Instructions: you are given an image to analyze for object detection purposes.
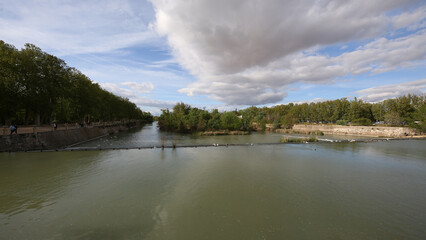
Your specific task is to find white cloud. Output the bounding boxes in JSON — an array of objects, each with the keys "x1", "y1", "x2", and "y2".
[
  {"x1": 288, "y1": 98, "x2": 327, "y2": 105},
  {"x1": 100, "y1": 83, "x2": 137, "y2": 98},
  {"x1": 100, "y1": 82, "x2": 154, "y2": 99},
  {"x1": 151, "y1": 0, "x2": 426, "y2": 105},
  {"x1": 151, "y1": 0, "x2": 407, "y2": 75},
  {"x1": 179, "y1": 30, "x2": 426, "y2": 105},
  {"x1": 121, "y1": 82, "x2": 154, "y2": 93},
  {"x1": 392, "y1": 6, "x2": 426, "y2": 31},
  {"x1": 100, "y1": 82, "x2": 176, "y2": 109},
  {"x1": 132, "y1": 97, "x2": 176, "y2": 109},
  {"x1": 0, "y1": 0, "x2": 159, "y2": 55},
  {"x1": 80, "y1": 61, "x2": 192, "y2": 89},
  {"x1": 355, "y1": 79, "x2": 426, "y2": 102}
]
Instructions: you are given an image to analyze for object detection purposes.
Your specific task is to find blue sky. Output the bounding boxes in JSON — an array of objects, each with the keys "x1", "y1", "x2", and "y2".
[{"x1": 1, "y1": 0, "x2": 425, "y2": 114}]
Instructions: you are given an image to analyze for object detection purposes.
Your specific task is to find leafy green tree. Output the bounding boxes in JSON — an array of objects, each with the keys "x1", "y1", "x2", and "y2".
[
  {"x1": 352, "y1": 118, "x2": 372, "y2": 126},
  {"x1": 157, "y1": 95, "x2": 425, "y2": 133},
  {"x1": 371, "y1": 103, "x2": 385, "y2": 121},
  {"x1": 384, "y1": 111, "x2": 402, "y2": 125},
  {"x1": 207, "y1": 109, "x2": 221, "y2": 130},
  {"x1": 0, "y1": 41, "x2": 20, "y2": 124},
  {"x1": 410, "y1": 104, "x2": 426, "y2": 132},
  {"x1": 220, "y1": 112, "x2": 242, "y2": 130},
  {"x1": 0, "y1": 41, "x2": 152, "y2": 125}
]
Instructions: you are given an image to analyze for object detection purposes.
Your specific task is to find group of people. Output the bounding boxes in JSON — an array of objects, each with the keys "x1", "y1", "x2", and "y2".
[{"x1": 8, "y1": 122, "x2": 58, "y2": 135}]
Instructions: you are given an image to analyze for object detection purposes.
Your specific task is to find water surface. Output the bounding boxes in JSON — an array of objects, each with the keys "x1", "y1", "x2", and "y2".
[
  {"x1": 1, "y1": 123, "x2": 425, "y2": 239},
  {"x1": 73, "y1": 122, "x2": 373, "y2": 149}
]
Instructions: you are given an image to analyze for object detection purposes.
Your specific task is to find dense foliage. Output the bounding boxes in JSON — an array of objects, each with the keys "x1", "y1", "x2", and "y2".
[
  {"x1": 159, "y1": 95, "x2": 426, "y2": 133},
  {"x1": 0, "y1": 41, "x2": 153, "y2": 125}
]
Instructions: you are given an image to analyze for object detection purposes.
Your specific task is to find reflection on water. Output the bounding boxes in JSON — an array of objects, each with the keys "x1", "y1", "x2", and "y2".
[{"x1": 1, "y1": 124, "x2": 425, "y2": 240}]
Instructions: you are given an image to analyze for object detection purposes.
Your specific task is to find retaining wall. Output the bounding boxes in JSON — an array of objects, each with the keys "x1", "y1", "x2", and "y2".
[
  {"x1": 0, "y1": 123, "x2": 139, "y2": 152},
  {"x1": 284, "y1": 124, "x2": 416, "y2": 137}
]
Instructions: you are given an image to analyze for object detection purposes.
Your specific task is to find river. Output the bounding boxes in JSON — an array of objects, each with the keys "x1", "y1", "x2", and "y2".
[{"x1": 1, "y1": 122, "x2": 425, "y2": 239}]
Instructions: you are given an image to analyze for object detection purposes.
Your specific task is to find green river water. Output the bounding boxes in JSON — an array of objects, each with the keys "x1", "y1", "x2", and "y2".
[{"x1": 1, "y1": 123, "x2": 425, "y2": 239}]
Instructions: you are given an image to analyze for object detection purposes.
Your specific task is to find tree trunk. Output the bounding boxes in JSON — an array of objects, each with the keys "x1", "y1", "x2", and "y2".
[
  {"x1": 25, "y1": 110, "x2": 31, "y2": 125},
  {"x1": 35, "y1": 112, "x2": 41, "y2": 126}
]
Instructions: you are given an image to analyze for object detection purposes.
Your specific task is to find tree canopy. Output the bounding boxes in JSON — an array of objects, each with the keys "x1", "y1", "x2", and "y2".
[
  {"x1": 159, "y1": 95, "x2": 425, "y2": 133},
  {"x1": 0, "y1": 40, "x2": 153, "y2": 125}
]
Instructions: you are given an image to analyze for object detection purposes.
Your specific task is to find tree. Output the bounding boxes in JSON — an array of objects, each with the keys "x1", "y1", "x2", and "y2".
[
  {"x1": 0, "y1": 41, "x2": 20, "y2": 124},
  {"x1": 220, "y1": 112, "x2": 242, "y2": 130},
  {"x1": 208, "y1": 109, "x2": 221, "y2": 130},
  {"x1": 384, "y1": 111, "x2": 402, "y2": 125},
  {"x1": 0, "y1": 41, "x2": 152, "y2": 125},
  {"x1": 410, "y1": 104, "x2": 426, "y2": 132}
]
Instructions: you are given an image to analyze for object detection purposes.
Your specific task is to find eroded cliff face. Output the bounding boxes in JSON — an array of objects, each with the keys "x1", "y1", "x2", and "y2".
[{"x1": 287, "y1": 124, "x2": 416, "y2": 138}]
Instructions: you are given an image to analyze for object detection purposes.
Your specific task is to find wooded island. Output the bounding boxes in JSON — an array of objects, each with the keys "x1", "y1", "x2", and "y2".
[{"x1": 158, "y1": 95, "x2": 425, "y2": 133}]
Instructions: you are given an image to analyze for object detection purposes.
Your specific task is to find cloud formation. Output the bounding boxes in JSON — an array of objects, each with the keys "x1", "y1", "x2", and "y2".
[
  {"x1": 121, "y1": 82, "x2": 155, "y2": 93},
  {"x1": 100, "y1": 82, "x2": 175, "y2": 109},
  {"x1": 132, "y1": 97, "x2": 176, "y2": 109},
  {"x1": 355, "y1": 79, "x2": 426, "y2": 102},
  {"x1": 0, "y1": 0, "x2": 158, "y2": 55},
  {"x1": 151, "y1": 0, "x2": 426, "y2": 105},
  {"x1": 392, "y1": 5, "x2": 426, "y2": 30},
  {"x1": 101, "y1": 82, "x2": 155, "y2": 98},
  {"x1": 101, "y1": 83, "x2": 139, "y2": 98}
]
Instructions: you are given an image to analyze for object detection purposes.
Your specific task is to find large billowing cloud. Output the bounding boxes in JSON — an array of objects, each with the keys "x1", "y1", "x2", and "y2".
[{"x1": 150, "y1": 0, "x2": 426, "y2": 105}]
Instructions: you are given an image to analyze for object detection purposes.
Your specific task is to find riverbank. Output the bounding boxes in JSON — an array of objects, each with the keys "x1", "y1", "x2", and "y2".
[
  {"x1": 0, "y1": 121, "x2": 144, "y2": 152},
  {"x1": 274, "y1": 124, "x2": 422, "y2": 138}
]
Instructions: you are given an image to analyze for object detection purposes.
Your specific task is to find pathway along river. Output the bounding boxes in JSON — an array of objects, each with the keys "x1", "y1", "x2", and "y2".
[{"x1": 1, "y1": 122, "x2": 425, "y2": 239}]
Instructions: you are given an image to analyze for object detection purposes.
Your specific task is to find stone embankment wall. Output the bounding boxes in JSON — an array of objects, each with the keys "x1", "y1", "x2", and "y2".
[
  {"x1": 283, "y1": 124, "x2": 416, "y2": 138},
  {"x1": 0, "y1": 122, "x2": 140, "y2": 152}
]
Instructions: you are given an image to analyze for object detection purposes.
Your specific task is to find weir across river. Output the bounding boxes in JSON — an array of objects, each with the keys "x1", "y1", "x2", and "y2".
[
  {"x1": 18, "y1": 137, "x2": 421, "y2": 153},
  {"x1": 2, "y1": 121, "x2": 424, "y2": 152}
]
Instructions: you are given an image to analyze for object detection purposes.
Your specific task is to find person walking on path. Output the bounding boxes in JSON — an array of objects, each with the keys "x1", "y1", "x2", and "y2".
[{"x1": 10, "y1": 124, "x2": 17, "y2": 135}]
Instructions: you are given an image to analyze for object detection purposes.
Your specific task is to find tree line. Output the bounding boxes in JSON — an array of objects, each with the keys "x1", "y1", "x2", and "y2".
[
  {"x1": 0, "y1": 40, "x2": 153, "y2": 125},
  {"x1": 158, "y1": 95, "x2": 425, "y2": 133}
]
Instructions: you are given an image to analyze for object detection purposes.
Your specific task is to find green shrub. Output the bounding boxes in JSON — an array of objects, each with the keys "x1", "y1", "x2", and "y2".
[
  {"x1": 309, "y1": 130, "x2": 324, "y2": 135},
  {"x1": 336, "y1": 120, "x2": 348, "y2": 125},
  {"x1": 352, "y1": 118, "x2": 372, "y2": 126}
]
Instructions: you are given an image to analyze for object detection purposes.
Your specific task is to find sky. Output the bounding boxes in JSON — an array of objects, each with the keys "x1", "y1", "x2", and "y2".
[{"x1": 1, "y1": 0, "x2": 425, "y2": 115}]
